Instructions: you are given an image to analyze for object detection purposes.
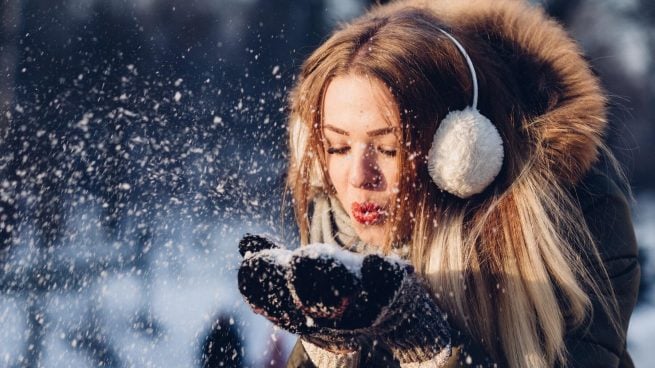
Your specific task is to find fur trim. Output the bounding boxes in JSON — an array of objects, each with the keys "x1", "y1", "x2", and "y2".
[
  {"x1": 291, "y1": 0, "x2": 608, "y2": 189},
  {"x1": 391, "y1": 0, "x2": 608, "y2": 185}
]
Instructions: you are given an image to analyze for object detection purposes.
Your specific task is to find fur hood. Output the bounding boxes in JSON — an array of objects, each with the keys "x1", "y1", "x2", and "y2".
[
  {"x1": 288, "y1": 0, "x2": 608, "y2": 189},
  {"x1": 380, "y1": 0, "x2": 608, "y2": 186}
]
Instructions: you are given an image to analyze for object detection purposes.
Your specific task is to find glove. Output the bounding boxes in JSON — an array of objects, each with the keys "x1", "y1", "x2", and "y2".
[
  {"x1": 288, "y1": 243, "x2": 452, "y2": 364},
  {"x1": 237, "y1": 234, "x2": 308, "y2": 334},
  {"x1": 237, "y1": 234, "x2": 361, "y2": 351},
  {"x1": 237, "y1": 234, "x2": 452, "y2": 364}
]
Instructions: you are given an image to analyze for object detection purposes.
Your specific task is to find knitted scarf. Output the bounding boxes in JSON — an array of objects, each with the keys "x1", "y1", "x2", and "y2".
[{"x1": 308, "y1": 193, "x2": 409, "y2": 258}]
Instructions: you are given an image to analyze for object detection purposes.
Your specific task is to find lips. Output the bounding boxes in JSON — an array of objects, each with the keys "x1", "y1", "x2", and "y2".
[{"x1": 351, "y1": 202, "x2": 386, "y2": 225}]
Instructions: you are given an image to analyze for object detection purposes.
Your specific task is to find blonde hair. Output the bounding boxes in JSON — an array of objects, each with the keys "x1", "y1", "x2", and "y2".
[{"x1": 284, "y1": 1, "x2": 625, "y2": 366}]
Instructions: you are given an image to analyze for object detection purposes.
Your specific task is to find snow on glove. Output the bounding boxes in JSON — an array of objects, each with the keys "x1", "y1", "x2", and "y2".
[
  {"x1": 237, "y1": 234, "x2": 360, "y2": 351},
  {"x1": 237, "y1": 234, "x2": 309, "y2": 334},
  {"x1": 288, "y1": 243, "x2": 453, "y2": 365},
  {"x1": 238, "y1": 235, "x2": 452, "y2": 362}
]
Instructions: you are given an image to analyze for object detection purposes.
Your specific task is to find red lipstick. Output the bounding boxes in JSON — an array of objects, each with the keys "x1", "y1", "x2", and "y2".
[{"x1": 352, "y1": 202, "x2": 386, "y2": 225}]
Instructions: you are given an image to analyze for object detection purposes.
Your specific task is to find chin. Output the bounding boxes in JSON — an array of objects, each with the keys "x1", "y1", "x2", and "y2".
[{"x1": 352, "y1": 225, "x2": 385, "y2": 247}]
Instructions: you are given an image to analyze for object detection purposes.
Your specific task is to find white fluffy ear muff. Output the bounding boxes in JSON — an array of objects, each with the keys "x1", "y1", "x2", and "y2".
[
  {"x1": 427, "y1": 107, "x2": 504, "y2": 198},
  {"x1": 427, "y1": 29, "x2": 504, "y2": 198},
  {"x1": 290, "y1": 117, "x2": 324, "y2": 188}
]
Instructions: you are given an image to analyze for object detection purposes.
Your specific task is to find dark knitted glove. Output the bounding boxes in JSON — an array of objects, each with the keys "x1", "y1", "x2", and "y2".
[
  {"x1": 238, "y1": 234, "x2": 452, "y2": 363},
  {"x1": 237, "y1": 234, "x2": 304, "y2": 333},
  {"x1": 288, "y1": 243, "x2": 452, "y2": 364},
  {"x1": 237, "y1": 234, "x2": 360, "y2": 351}
]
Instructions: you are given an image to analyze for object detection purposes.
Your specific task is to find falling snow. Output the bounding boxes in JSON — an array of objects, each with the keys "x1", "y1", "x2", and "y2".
[{"x1": 0, "y1": 0, "x2": 653, "y2": 367}]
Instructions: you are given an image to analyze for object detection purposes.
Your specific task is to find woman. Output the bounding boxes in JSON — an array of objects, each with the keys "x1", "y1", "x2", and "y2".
[{"x1": 237, "y1": 0, "x2": 640, "y2": 367}]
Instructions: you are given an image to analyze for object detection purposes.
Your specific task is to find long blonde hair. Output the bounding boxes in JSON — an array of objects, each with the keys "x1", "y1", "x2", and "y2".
[{"x1": 284, "y1": 1, "x2": 625, "y2": 366}]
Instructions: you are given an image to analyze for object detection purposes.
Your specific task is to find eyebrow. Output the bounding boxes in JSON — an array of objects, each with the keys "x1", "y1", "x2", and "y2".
[{"x1": 324, "y1": 124, "x2": 396, "y2": 137}]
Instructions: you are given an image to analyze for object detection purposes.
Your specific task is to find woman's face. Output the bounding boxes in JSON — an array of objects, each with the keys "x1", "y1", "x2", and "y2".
[{"x1": 322, "y1": 74, "x2": 401, "y2": 247}]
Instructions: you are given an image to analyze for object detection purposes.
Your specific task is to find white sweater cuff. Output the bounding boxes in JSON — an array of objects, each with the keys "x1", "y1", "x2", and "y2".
[
  {"x1": 300, "y1": 339, "x2": 361, "y2": 368},
  {"x1": 400, "y1": 348, "x2": 452, "y2": 368}
]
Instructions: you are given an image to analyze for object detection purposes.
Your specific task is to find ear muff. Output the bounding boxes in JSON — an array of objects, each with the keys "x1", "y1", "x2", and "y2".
[
  {"x1": 427, "y1": 29, "x2": 504, "y2": 198},
  {"x1": 427, "y1": 107, "x2": 504, "y2": 198},
  {"x1": 290, "y1": 117, "x2": 325, "y2": 188}
]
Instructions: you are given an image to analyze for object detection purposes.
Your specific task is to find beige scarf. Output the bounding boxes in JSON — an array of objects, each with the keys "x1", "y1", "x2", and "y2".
[{"x1": 307, "y1": 193, "x2": 408, "y2": 257}]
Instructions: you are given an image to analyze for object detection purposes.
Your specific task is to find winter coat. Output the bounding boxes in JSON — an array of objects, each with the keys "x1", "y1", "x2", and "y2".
[
  {"x1": 283, "y1": 0, "x2": 641, "y2": 365},
  {"x1": 285, "y1": 166, "x2": 640, "y2": 367}
]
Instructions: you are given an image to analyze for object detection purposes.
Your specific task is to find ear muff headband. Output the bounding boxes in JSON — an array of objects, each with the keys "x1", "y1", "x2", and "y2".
[
  {"x1": 427, "y1": 28, "x2": 504, "y2": 198},
  {"x1": 438, "y1": 29, "x2": 479, "y2": 109}
]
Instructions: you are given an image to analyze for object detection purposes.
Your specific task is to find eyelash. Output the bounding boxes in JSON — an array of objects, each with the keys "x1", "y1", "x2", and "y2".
[
  {"x1": 326, "y1": 147, "x2": 349, "y2": 155},
  {"x1": 327, "y1": 146, "x2": 397, "y2": 157}
]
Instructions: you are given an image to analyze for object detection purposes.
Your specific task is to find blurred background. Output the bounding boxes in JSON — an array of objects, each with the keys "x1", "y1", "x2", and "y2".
[{"x1": 0, "y1": 0, "x2": 653, "y2": 367}]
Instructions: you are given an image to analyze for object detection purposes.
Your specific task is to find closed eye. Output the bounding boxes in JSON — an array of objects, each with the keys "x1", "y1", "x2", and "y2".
[
  {"x1": 327, "y1": 146, "x2": 350, "y2": 155},
  {"x1": 327, "y1": 146, "x2": 397, "y2": 157},
  {"x1": 378, "y1": 148, "x2": 397, "y2": 157}
]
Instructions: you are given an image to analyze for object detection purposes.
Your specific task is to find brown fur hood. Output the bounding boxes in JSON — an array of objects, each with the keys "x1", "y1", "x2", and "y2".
[{"x1": 377, "y1": 0, "x2": 608, "y2": 186}]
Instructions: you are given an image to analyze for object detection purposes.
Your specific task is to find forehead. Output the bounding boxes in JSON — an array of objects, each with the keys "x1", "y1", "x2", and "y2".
[{"x1": 322, "y1": 74, "x2": 399, "y2": 133}]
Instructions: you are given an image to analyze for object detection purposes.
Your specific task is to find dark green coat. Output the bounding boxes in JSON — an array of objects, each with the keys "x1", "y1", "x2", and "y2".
[{"x1": 285, "y1": 168, "x2": 641, "y2": 368}]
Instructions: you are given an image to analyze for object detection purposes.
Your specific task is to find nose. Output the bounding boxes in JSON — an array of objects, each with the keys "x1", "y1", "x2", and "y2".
[{"x1": 348, "y1": 144, "x2": 383, "y2": 190}]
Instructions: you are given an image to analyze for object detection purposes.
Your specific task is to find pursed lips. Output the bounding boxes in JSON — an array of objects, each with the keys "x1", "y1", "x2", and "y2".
[{"x1": 351, "y1": 201, "x2": 387, "y2": 225}]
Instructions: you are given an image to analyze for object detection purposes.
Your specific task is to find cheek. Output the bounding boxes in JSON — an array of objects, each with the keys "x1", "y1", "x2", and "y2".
[
  {"x1": 380, "y1": 161, "x2": 400, "y2": 191},
  {"x1": 327, "y1": 157, "x2": 348, "y2": 192}
]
